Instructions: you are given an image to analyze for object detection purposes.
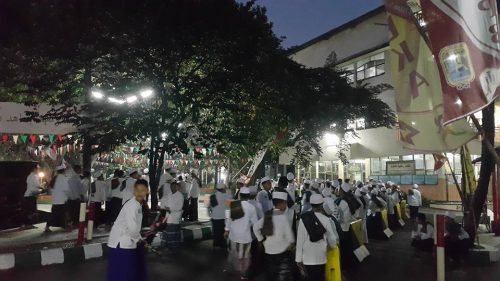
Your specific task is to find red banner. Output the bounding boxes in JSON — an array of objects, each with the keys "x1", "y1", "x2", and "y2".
[{"x1": 421, "y1": 0, "x2": 500, "y2": 125}]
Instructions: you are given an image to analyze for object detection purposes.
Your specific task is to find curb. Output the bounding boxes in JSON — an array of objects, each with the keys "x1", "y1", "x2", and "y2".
[
  {"x1": 470, "y1": 244, "x2": 500, "y2": 265},
  {"x1": 0, "y1": 224, "x2": 212, "y2": 271}
]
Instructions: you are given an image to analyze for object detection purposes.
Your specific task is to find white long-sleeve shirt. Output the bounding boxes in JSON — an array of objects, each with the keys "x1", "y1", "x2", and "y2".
[
  {"x1": 253, "y1": 210, "x2": 295, "y2": 255},
  {"x1": 51, "y1": 175, "x2": 70, "y2": 205},
  {"x1": 368, "y1": 196, "x2": 387, "y2": 215},
  {"x1": 90, "y1": 180, "x2": 108, "y2": 203},
  {"x1": 121, "y1": 178, "x2": 137, "y2": 205},
  {"x1": 257, "y1": 190, "x2": 273, "y2": 213},
  {"x1": 225, "y1": 200, "x2": 258, "y2": 244},
  {"x1": 189, "y1": 180, "x2": 200, "y2": 198},
  {"x1": 412, "y1": 223, "x2": 434, "y2": 240},
  {"x1": 408, "y1": 189, "x2": 422, "y2": 207},
  {"x1": 209, "y1": 191, "x2": 232, "y2": 220},
  {"x1": 108, "y1": 198, "x2": 143, "y2": 249},
  {"x1": 162, "y1": 191, "x2": 184, "y2": 224},
  {"x1": 337, "y1": 200, "x2": 359, "y2": 232},
  {"x1": 295, "y1": 212, "x2": 338, "y2": 265},
  {"x1": 24, "y1": 172, "x2": 41, "y2": 197},
  {"x1": 67, "y1": 174, "x2": 83, "y2": 200}
]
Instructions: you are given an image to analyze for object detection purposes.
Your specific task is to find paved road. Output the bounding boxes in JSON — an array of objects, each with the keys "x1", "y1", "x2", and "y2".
[{"x1": 1, "y1": 225, "x2": 499, "y2": 281}]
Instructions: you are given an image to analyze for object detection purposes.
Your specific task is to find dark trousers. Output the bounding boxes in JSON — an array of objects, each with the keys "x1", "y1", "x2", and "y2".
[
  {"x1": 107, "y1": 244, "x2": 148, "y2": 281},
  {"x1": 340, "y1": 230, "x2": 356, "y2": 269},
  {"x1": 304, "y1": 264, "x2": 325, "y2": 281},
  {"x1": 22, "y1": 196, "x2": 37, "y2": 225},
  {"x1": 189, "y1": 197, "x2": 198, "y2": 221},
  {"x1": 67, "y1": 199, "x2": 81, "y2": 225},
  {"x1": 409, "y1": 206, "x2": 419, "y2": 221},
  {"x1": 211, "y1": 219, "x2": 226, "y2": 249},
  {"x1": 367, "y1": 212, "x2": 387, "y2": 240},
  {"x1": 265, "y1": 251, "x2": 293, "y2": 281},
  {"x1": 445, "y1": 237, "x2": 469, "y2": 265},
  {"x1": 248, "y1": 239, "x2": 265, "y2": 280}
]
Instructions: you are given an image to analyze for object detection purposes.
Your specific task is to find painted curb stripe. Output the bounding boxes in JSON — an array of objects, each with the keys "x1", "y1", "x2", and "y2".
[
  {"x1": 41, "y1": 248, "x2": 64, "y2": 266},
  {"x1": 83, "y1": 244, "x2": 103, "y2": 260},
  {"x1": 14, "y1": 251, "x2": 41, "y2": 270},
  {"x1": 63, "y1": 247, "x2": 85, "y2": 265},
  {"x1": 0, "y1": 253, "x2": 15, "y2": 270}
]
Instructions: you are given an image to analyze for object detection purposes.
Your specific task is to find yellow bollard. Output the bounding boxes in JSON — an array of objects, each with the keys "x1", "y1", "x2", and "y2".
[
  {"x1": 400, "y1": 201, "x2": 409, "y2": 220},
  {"x1": 381, "y1": 209, "x2": 389, "y2": 229},
  {"x1": 325, "y1": 246, "x2": 342, "y2": 281}
]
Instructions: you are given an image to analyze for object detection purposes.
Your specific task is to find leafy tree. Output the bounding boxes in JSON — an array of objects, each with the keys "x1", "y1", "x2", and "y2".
[{"x1": 0, "y1": 0, "x2": 396, "y2": 211}]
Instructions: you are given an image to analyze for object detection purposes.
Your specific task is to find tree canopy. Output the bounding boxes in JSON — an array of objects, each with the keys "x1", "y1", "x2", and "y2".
[{"x1": 0, "y1": 0, "x2": 396, "y2": 208}]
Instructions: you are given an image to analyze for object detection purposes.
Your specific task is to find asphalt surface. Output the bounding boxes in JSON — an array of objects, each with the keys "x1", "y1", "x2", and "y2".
[{"x1": 1, "y1": 225, "x2": 500, "y2": 281}]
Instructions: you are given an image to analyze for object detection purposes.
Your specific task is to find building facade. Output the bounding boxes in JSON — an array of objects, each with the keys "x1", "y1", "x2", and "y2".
[{"x1": 279, "y1": 6, "x2": 496, "y2": 202}]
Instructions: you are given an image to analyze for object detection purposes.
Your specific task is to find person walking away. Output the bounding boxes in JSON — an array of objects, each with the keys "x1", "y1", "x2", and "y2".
[
  {"x1": 225, "y1": 187, "x2": 258, "y2": 281},
  {"x1": 122, "y1": 169, "x2": 141, "y2": 205},
  {"x1": 209, "y1": 183, "x2": 231, "y2": 251},
  {"x1": 248, "y1": 186, "x2": 264, "y2": 220},
  {"x1": 109, "y1": 170, "x2": 125, "y2": 224},
  {"x1": 233, "y1": 178, "x2": 246, "y2": 200},
  {"x1": 90, "y1": 172, "x2": 107, "y2": 226},
  {"x1": 253, "y1": 192, "x2": 295, "y2": 281},
  {"x1": 367, "y1": 190, "x2": 388, "y2": 240},
  {"x1": 188, "y1": 169, "x2": 201, "y2": 221},
  {"x1": 67, "y1": 165, "x2": 83, "y2": 227},
  {"x1": 45, "y1": 164, "x2": 70, "y2": 232},
  {"x1": 107, "y1": 179, "x2": 149, "y2": 281},
  {"x1": 335, "y1": 182, "x2": 361, "y2": 268},
  {"x1": 257, "y1": 177, "x2": 273, "y2": 213},
  {"x1": 296, "y1": 194, "x2": 338, "y2": 281},
  {"x1": 22, "y1": 164, "x2": 44, "y2": 227},
  {"x1": 81, "y1": 171, "x2": 91, "y2": 202},
  {"x1": 301, "y1": 180, "x2": 314, "y2": 214},
  {"x1": 276, "y1": 176, "x2": 296, "y2": 230},
  {"x1": 411, "y1": 213, "x2": 434, "y2": 252},
  {"x1": 408, "y1": 184, "x2": 422, "y2": 222},
  {"x1": 160, "y1": 180, "x2": 184, "y2": 254}
]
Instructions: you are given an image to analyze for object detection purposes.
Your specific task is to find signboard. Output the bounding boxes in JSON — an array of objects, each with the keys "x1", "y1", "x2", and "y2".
[{"x1": 386, "y1": 161, "x2": 416, "y2": 175}]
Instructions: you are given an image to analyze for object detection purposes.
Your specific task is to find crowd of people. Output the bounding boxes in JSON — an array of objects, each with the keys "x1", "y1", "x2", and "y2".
[{"x1": 22, "y1": 162, "x2": 473, "y2": 281}]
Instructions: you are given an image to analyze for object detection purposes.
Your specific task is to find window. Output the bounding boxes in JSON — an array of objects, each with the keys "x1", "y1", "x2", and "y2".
[
  {"x1": 425, "y1": 154, "x2": 436, "y2": 174},
  {"x1": 414, "y1": 154, "x2": 424, "y2": 169},
  {"x1": 355, "y1": 52, "x2": 385, "y2": 81},
  {"x1": 371, "y1": 158, "x2": 381, "y2": 174},
  {"x1": 402, "y1": 155, "x2": 413, "y2": 161},
  {"x1": 340, "y1": 64, "x2": 355, "y2": 83}
]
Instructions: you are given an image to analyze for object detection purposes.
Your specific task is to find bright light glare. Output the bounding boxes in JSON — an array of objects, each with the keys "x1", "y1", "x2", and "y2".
[
  {"x1": 411, "y1": 122, "x2": 416, "y2": 125},
  {"x1": 38, "y1": 172, "x2": 45, "y2": 178},
  {"x1": 455, "y1": 99, "x2": 463, "y2": 106},
  {"x1": 108, "y1": 97, "x2": 125, "y2": 104},
  {"x1": 178, "y1": 123, "x2": 183, "y2": 128},
  {"x1": 161, "y1": 132, "x2": 168, "y2": 139},
  {"x1": 91, "y1": 91, "x2": 104, "y2": 99},
  {"x1": 140, "y1": 89, "x2": 154, "y2": 98},
  {"x1": 324, "y1": 133, "x2": 340, "y2": 146},
  {"x1": 447, "y1": 54, "x2": 457, "y2": 61},
  {"x1": 126, "y1": 95, "x2": 138, "y2": 103}
]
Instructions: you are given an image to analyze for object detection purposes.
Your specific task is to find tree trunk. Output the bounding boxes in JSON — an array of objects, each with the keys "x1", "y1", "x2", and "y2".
[
  {"x1": 82, "y1": 133, "x2": 92, "y2": 172},
  {"x1": 464, "y1": 103, "x2": 496, "y2": 246}
]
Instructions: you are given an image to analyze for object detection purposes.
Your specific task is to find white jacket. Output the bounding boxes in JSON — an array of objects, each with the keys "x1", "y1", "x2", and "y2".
[
  {"x1": 296, "y1": 212, "x2": 338, "y2": 265},
  {"x1": 52, "y1": 175, "x2": 70, "y2": 205},
  {"x1": 108, "y1": 198, "x2": 143, "y2": 249},
  {"x1": 253, "y1": 210, "x2": 295, "y2": 255},
  {"x1": 408, "y1": 189, "x2": 422, "y2": 207},
  {"x1": 225, "y1": 200, "x2": 258, "y2": 244}
]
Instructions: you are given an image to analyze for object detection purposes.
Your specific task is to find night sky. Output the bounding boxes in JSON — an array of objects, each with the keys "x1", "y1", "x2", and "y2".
[{"x1": 238, "y1": 0, "x2": 383, "y2": 48}]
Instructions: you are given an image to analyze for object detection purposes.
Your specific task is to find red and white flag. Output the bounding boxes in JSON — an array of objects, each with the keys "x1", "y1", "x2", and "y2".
[
  {"x1": 432, "y1": 153, "x2": 447, "y2": 170},
  {"x1": 421, "y1": 0, "x2": 500, "y2": 125}
]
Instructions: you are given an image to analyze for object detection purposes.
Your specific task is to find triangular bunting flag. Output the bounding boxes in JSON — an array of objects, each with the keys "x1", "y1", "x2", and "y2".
[
  {"x1": 38, "y1": 135, "x2": 44, "y2": 141},
  {"x1": 58, "y1": 135, "x2": 63, "y2": 142},
  {"x1": 30, "y1": 134, "x2": 36, "y2": 145},
  {"x1": 20, "y1": 135, "x2": 28, "y2": 144},
  {"x1": 49, "y1": 134, "x2": 55, "y2": 143},
  {"x1": 2, "y1": 135, "x2": 8, "y2": 142}
]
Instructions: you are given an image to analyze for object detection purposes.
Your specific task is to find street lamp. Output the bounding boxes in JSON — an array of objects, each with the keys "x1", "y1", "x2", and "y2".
[
  {"x1": 126, "y1": 95, "x2": 138, "y2": 104},
  {"x1": 108, "y1": 97, "x2": 125, "y2": 104},
  {"x1": 91, "y1": 91, "x2": 104, "y2": 99},
  {"x1": 140, "y1": 89, "x2": 154, "y2": 99}
]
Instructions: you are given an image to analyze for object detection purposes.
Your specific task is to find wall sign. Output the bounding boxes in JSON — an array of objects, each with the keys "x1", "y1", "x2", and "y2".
[{"x1": 386, "y1": 160, "x2": 415, "y2": 175}]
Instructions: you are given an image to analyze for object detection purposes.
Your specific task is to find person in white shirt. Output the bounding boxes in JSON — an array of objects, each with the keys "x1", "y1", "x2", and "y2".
[
  {"x1": 408, "y1": 184, "x2": 422, "y2": 222},
  {"x1": 367, "y1": 189, "x2": 388, "y2": 240},
  {"x1": 225, "y1": 187, "x2": 258, "y2": 281},
  {"x1": 188, "y1": 169, "x2": 201, "y2": 221},
  {"x1": 301, "y1": 180, "x2": 314, "y2": 214},
  {"x1": 67, "y1": 165, "x2": 83, "y2": 226},
  {"x1": 275, "y1": 176, "x2": 296, "y2": 231},
  {"x1": 109, "y1": 170, "x2": 125, "y2": 224},
  {"x1": 80, "y1": 171, "x2": 91, "y2": 202},
  {"x1": 257, "y1": 176, "x2": 273, "y2": 213},
  {"x1": 208, "y1": 183, "x2": 232, "y2": 251},
  {"x1": 121, "y1": 169, "x2": 141, "y2": 205},
  {"x1": 90, "y1": 172, "x2": 108, "y2": 226},
  {"x1": 22, "y1": 164, "x2": 44, "y2": 225},
  {"x1": 253, "y1": 191, "x2": 295, "y2": 281},
  {"x1": 296, "y1": 194, "x2": 338, "y2": 281},
  {"x1": 45, "y1": 164, "x2": 70, "y2": 232},
  {"x1": 160, "y1": 180, "x2": 185, "y2": 254},
  {"x1": 335, "y1": 182, "x2": 361, "y2": 268},
  {"x1": 411, "y1": 213, "x2": 434, "y2": 252},
  {"x1": 107, "y1": 179, "x2": 149, "y2": 281},
  {"x1": 248, "y1": 186, "x2": 264, "y2": 220}
]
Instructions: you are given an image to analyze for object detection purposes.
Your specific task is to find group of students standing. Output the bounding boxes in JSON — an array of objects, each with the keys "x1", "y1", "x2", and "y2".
[{"x1": 212, "y1": 173, "x2": 411, "y2": 281}]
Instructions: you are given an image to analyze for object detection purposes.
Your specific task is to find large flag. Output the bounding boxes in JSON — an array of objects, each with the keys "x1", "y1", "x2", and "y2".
[
  {"x1": 384, "y1": 0, "x2": 477, "y2": 152},
  {"x1": 421, "y1": 0, "x2": 500, "y2": 125},
  {"x1": 460, "y1": 145, "x2": 477, "y2": 194},
  {"x1": 433, "y1": 153, "x2": 447, "y2": 170}
]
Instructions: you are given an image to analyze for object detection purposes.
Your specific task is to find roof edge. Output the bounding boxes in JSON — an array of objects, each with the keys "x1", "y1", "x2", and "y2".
[{"x1": 288, "y1": 5, "x2": 386, "y2": 55}]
